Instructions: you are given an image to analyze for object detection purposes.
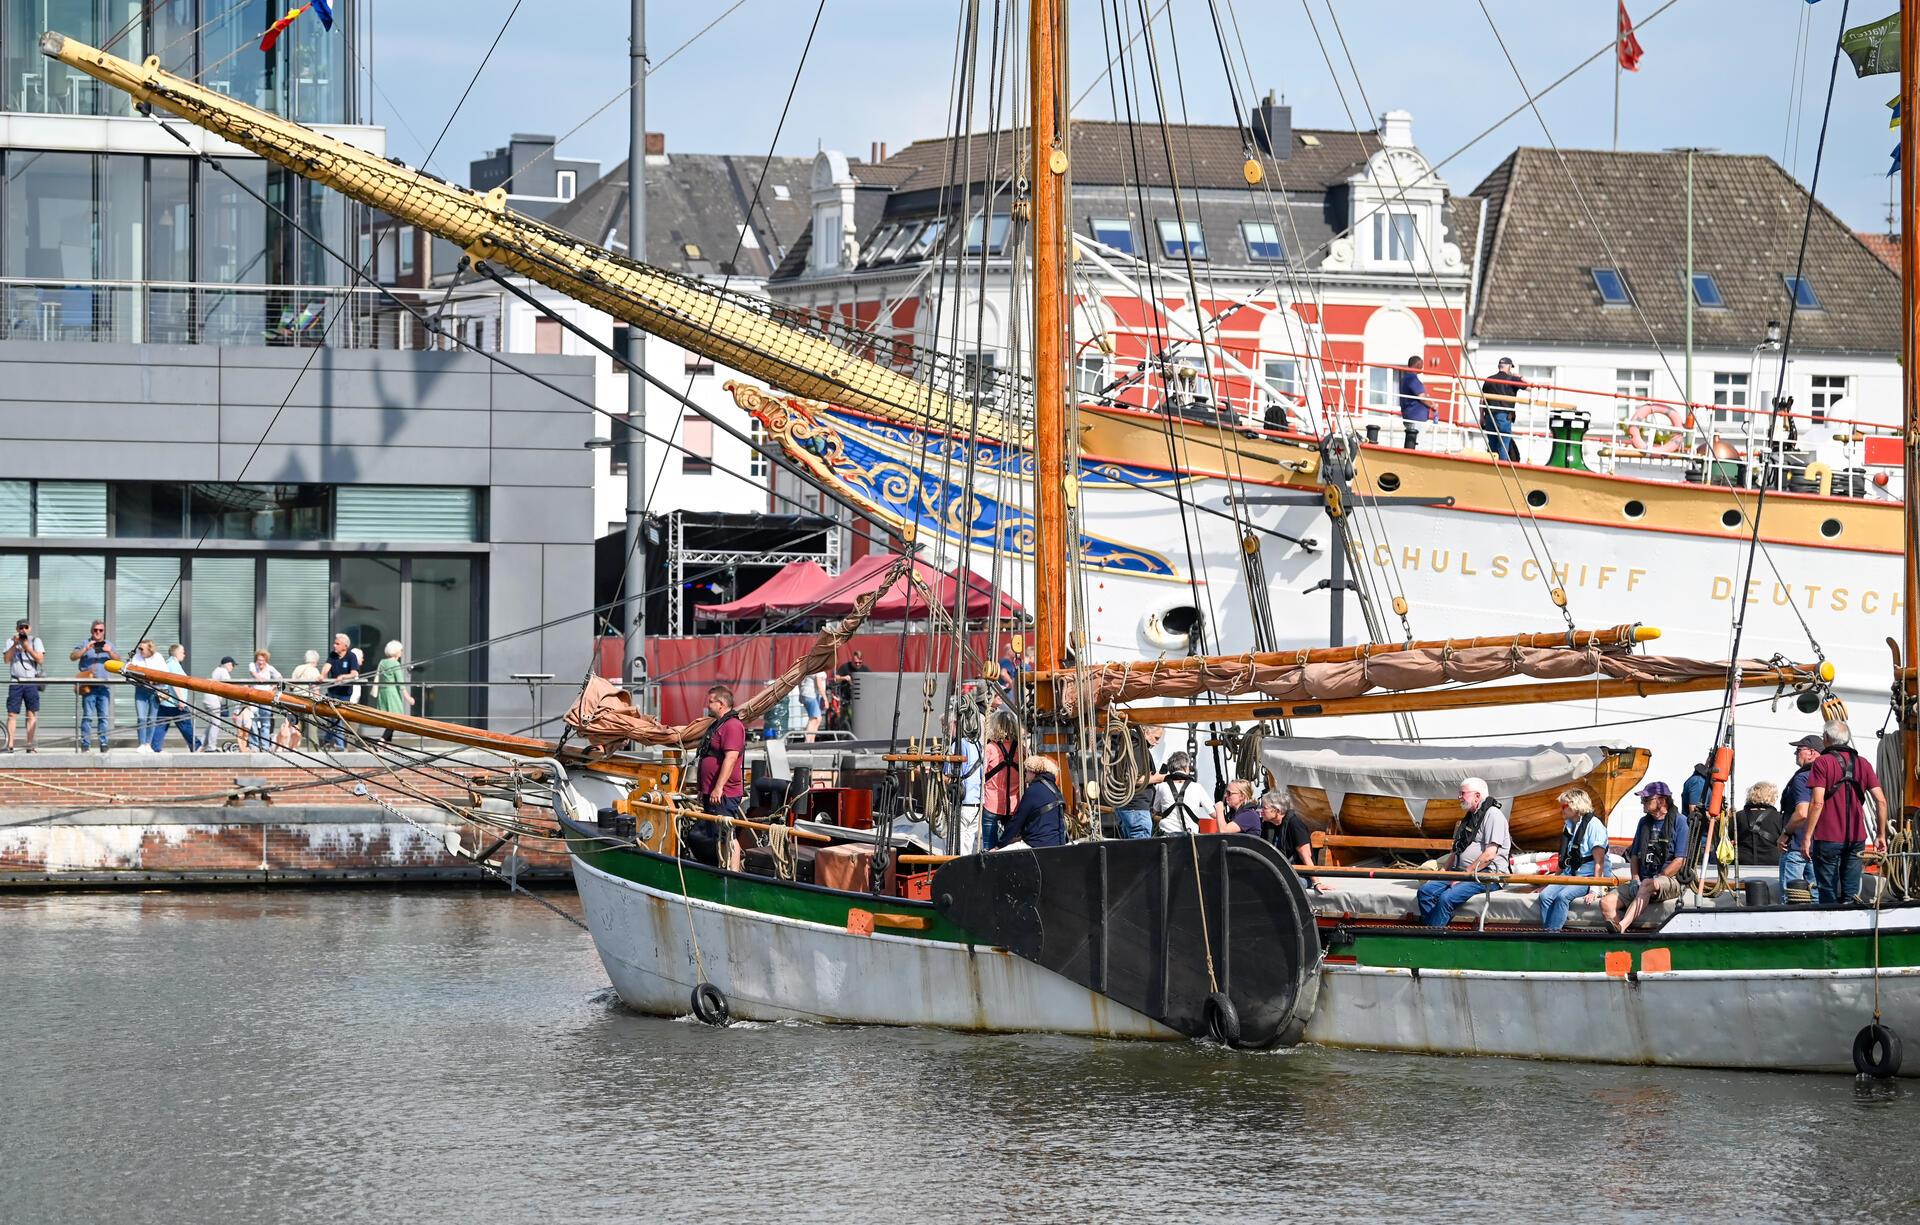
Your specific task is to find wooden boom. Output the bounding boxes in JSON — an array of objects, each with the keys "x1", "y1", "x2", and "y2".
[{"x1": 37, "y1": 32, "x2": 999, "y2": 440}]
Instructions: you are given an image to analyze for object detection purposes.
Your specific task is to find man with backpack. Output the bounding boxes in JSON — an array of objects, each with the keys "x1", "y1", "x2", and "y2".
[
  {"x1": 1151, "y1": 752, "x2": 1210, "y2": 835},
  {"x1": 1803, "y1": 720, "x2": 1887, "y2": 905},
  {"x1": 684, "y1": 685, "x2": 747, "y2": 868},
  {"x1": 1601, "y1": 782, "x2": 1690, "y2": 933}
]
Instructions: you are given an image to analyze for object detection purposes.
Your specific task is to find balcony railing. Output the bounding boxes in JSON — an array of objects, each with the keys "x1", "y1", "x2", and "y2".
[{"x1": 0, "y1": 279, "x2": 505, "y2": 351}]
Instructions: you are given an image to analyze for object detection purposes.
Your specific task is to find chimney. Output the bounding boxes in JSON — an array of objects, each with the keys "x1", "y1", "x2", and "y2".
[
  {"x1": 1251, "y1": 90, "x2": 1291, "y2": 161},
  {"x1": 645, "y1": 131, "x2": 665, "y2": 157},
  {"x1": 869, "y1": 141, "x2": 888, "y2": 164},
  {"x1": 1379, "y1": 109, "x2": 1413, "y2": 150}
]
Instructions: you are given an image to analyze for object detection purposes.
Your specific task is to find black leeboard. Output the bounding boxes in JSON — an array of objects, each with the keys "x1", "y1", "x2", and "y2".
[{"x1": 932, "y1": 835, "x2": 1321, "y2": 1047}]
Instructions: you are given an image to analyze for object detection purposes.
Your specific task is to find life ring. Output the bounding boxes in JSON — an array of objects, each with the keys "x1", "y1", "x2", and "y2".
[
  {"x1": 691, "y1": 981, "x2": 731, "y2": 1027},
  {"x1": 1852, "y1": 1023, "x2": 1902, "y2": 1078},
  {"x1": 1203, "y1": 991, "x2": 1241, "y2": 1048},
  {"x1": 1625, "y1": 404, "x2": 1686, "y2": 455}
]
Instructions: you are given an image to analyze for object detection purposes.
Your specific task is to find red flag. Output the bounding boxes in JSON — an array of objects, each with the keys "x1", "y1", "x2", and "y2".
[
  {"x1": 1617, "y1": 2, "x2": 1644, "y2": 72},
  {"x1": 260, "y1": 3, "x2": 310, "y2": 53}
]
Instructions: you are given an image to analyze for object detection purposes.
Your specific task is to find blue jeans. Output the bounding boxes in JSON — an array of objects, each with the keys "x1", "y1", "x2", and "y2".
[
  {"x1": 1115, "y1": 808, "x2": 1152, "y2": 839},
  {"x1": 1813, "y1": 840, "x2": 1865, "y2": 905},
  {"x1": 79, "y1": 687, "x2": 110, "y2": 748},
  {"x1": 1536, "y1": 861, "x2": 1600, "y2": 931},
  {"x1": 1418, "y1": 879, "x2": 1495, "y2": 927},
  {"x1": 1778, "y1": 846, "x2": 1814, "y2": 896},
  {"x1": 983, "y1": 812, "x2": 1001, "y2": 852},
  {"x1": 148, "y1": 706, "x2": 199, "y2": 752},
  {"x1": 133, "y1": 687, "x2": 158, "y2": 744},
  {"x1": 322, "y1": 717, "x2": 347, "y2": 750},
  {"x1": 1484, "y1": 411, "x2": 1519, "y2": 462}
]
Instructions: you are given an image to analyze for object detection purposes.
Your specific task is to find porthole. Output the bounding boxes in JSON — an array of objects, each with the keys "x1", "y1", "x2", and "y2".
[
  {"x1": 1623, "y1": 499, "x2": 1645, "y2": 519},
  {"x1": 1377, "y1": 472, "x2": 1402, "y2": 493},
  {"x1": 1820, "y1": 517, "x2": 1843, "y2": 539},
  {"x1": 1525, "y1": 489, "x2": 1548, "y2": 509},
  {"x1": 1722, "y1": 509, "x2": 1743, "y2": 529}
]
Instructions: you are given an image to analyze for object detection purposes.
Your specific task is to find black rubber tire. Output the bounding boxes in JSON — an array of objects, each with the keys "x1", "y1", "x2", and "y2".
[
  {"x1": 690, "y1": 981, "x2": 731, "y2": 1027},
  {"x1": 1853, "y1": 1023, "x2": 1903, "y2": 1078},
  {"x1": 1203, "y1": 991, "x2": 1241, "y2": 1048}
]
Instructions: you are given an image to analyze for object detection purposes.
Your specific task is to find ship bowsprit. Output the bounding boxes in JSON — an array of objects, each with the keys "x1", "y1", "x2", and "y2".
[{"x1": 932, "y1": 835, "x2": 1321, "y2": 1048}]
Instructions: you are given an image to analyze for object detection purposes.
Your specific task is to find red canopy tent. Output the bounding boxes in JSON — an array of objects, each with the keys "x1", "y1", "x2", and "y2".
[{"x1": 691, "y1": 560, "x2": 830, "y2": 621}]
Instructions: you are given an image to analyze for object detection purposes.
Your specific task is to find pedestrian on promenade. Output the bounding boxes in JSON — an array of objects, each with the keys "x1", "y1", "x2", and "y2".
[
  {"x1": 1417, "y1": 777, "x2": 1513, "y2": 927},
  {"x1": 6, "y1": 617, "x2": 45, "y2": 753},
  {"x1": 1804, "y1": 720, "x2": 1887, "y2": 905},
  {"x1": 150, "y1": 644, "x2": 201, "y2": 752},
  {"x1": 373, "y1": 640, "x2": 413, "y2": 743},
  {"x1": 130, "y1": 639, "x2": 163, "y2": 751},
  {"x1": 203, "y1": 656, "x2": 236, "y2": 752},
  {"x1": 247, "y1": 649, "x2": 283, "y2": 751},
  {"x1": 1779, "y1": 734, "x2": 1822, "y2": 898},
  {"x1": 1398, "y1": 355, "x2": 1436, "y2": 450},
  {"x1": 321, "y1": 633, "x2": 361, "y2": 749},
  {"x1": 69, "y1": 619, "x2": 118, "y2": 752},
  {"x1": 287, "y1": 650, "x2": 323, "y2": 750}
]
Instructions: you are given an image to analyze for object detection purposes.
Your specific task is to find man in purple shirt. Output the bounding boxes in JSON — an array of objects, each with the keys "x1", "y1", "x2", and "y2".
[
  {"x1": 1803, "y1": 721, "x2": 1886, "y2": 905},
  {"x1": 685, "y1": 685, "x2": 747, "y2": 868}
]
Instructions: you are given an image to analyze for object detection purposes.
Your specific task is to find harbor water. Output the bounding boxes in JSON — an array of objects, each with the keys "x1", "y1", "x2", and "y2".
[{"x1": 6, "y1": 891, "x2": 1919, "y2": 1223}]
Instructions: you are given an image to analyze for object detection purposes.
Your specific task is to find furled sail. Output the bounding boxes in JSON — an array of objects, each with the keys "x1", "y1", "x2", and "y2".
[{"x1": 36, "y1": 32, "x2": 1008, "y2": 440}]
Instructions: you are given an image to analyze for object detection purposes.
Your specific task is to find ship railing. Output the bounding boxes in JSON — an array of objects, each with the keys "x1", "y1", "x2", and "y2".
[{"x1": 0, "y1": 277, "x2": 506, "y2": 352}]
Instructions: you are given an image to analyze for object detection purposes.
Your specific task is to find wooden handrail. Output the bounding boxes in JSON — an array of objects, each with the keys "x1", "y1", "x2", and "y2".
[{"x1": 1303, "y1": 865, "x2": 1622, "y2": 888}]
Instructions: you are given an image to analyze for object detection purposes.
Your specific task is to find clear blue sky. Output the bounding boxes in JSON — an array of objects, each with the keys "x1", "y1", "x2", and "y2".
[{"x1": 369, "y1": 0, "x2": 1900, "y2": 233}]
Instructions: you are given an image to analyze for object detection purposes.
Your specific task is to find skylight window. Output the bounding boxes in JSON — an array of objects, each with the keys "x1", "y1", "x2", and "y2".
[
  {"x1": 963, "y1": 213, "x2": 1012, "y2": 255},
  {"x1": 1089, "y1": 217, "x2": 1135, "y2": 255},
  {"x1": 1783, "y1": 274, "x2": 1822, "y2": 311},
  {"x1": 1688, "y1": 272, "x2": 1725, "y2": 309},
  {"x1": 909, "y1": 218, "x2": 946, "y2": 255},
  {"x1": 1590, "y1": 267, "x2": 1631, "y2": 305},
  {"x1": 1241, "y1": 220, "x2": 1285, "y2": 261},
  {"x1": 1158, "y1": 219, "x2": 1207, "y2": 260}
]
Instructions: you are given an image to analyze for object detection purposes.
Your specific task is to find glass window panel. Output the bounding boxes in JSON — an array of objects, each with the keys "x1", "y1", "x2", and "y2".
[
  {"x1": 190, "y1": 557, "x2": 257, "y2": 686},
  {"x1": 1158, "y1": 219, "x2": 1206, "y2": 259},
  {"x1": 99, "y1": 154, "x2": 144, "y2": 283},
  {"x1": 1089, "y1": 218, "x2": 1134, "y2": 255},
  {"x1": 1784, "y1": 274, "x2": 1822, "y2": 311},
  {"x1": 335, "y1": 487, "x2": 479, "y2": 542},
  {"x1": 148, "y1": 157, "x2": 196, "y2": 342},
  {"x1": 115, "y1": 484, "x2": 189, "y2": 537},
  {"x1": 0, "y1": 482, "x2": 29, "y2": 536},
  {"x1": 151, "y1": 0, "x2": 199, "y2": 76},
  {"x1": 6, "y1": 0, "x2": 104, "y2": 113},
  {"x1": 114, "y1": 556, "x2": 182, "y2": 729},
  {"x1": 4, "y1": 150, "x2": 96, "y2": 278},
  {"x1": 1688, "y1": 273, "x2": 1724, "y2": 308},
  {"x1": 37, "y1": 483, "x2": 108, "y2": 537},
  {"x1": 190, "y1": 483, "x2": 330, "y2": 541},
  {"x1": 0, "y1": 555, "x2": 24, "y2": 635},
  {"x1": 265, "y1": 557, "x2": 330, "y2": 670},
  {"x1": 1242, "y1": 221, "x2": 1285, "y2": 261},
  {"x1": 1591, "y1": 267, "x2": 1630, "y2": 305},
  {"x1": 909, "y1": 218, "x2": 945, "y2": 255},
  {"x1": 41, "y1": 555, "x2": 107, "y2": 742},
  {"x1": 200, "y1": 158, "x2": 270, "y2": 343},
  {"x1": 203, "y1": 1, "x2": 271, "y2": 114},
  {"x1": 410, "y1": 558, "x2": 474, "y2": 725},
  {"x1": 339, "y1": 557, "x2": 402, "y2": 671},
  {"x1": 962, "y1": 214, "x2": 1010, "y2": 255}
]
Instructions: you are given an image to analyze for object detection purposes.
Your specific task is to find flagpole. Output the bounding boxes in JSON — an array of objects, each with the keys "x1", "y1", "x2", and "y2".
[{"x1": 1613, "y1": 1, "x2": 1621, "y2": 151}]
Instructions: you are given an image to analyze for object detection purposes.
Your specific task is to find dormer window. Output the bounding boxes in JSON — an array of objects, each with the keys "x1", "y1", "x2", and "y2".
[
  {"x1": 1590, "y1": 267, "x2": 1631, "y2": 306},
  {"x1": 1372, "y1": 212, "x2": 1417, "y2": 262}
]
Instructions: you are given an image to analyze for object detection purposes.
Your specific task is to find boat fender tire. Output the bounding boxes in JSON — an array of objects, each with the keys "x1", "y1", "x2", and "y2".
[
  {"x1": 1203, "y1": 991, "x2": 1241, "y2": 1048},
  {"x1": 1853, "y1": 1023, "x2": 1902, "y2": 1078},
  {"x1": 691, "y1": 981, "x2": 731, "y2": 1027}
]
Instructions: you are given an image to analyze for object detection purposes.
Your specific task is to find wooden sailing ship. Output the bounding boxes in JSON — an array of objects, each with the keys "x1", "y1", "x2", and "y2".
[{"x1": 51, "y1": 0, "x2": 1920, "y2": 1073}]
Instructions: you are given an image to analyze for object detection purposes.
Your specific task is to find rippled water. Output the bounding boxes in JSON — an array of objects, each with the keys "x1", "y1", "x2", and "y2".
[{"x1": 4, "y1": 891, "x2": 1918, "y2": 1223}]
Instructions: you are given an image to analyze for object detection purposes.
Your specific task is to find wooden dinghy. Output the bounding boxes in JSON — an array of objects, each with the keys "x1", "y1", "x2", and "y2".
[{"x1": 1261, "y1": 738, "x2": 1650, "y2": 857}]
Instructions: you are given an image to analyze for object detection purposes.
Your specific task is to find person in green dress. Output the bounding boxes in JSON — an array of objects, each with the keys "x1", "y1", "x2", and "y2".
[{"x1": 374, "y1": 640, "x2": 414, "y2": 743}]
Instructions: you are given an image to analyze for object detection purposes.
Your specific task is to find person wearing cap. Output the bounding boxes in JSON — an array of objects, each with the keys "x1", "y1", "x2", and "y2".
[
  {"x1": 1600, "y1": 782, "x2": 1690, "y2": 932},
  {"x1": 1478, "y1": 357, "x2": 1527, "y2": 462},
  {"x1": 203, "y1": 655, "x2": 239, "y2": 753},
  {"x1": 995, "y1": 755, "x2": 1066, "y2": 850},
  {"x1": 1416, "y1": 776, "x2": 1512, "y2": 926},
  {"x1": 5, "y1": 617, "x2": 45, "y2": 753},
  {"x1": 1804, "y1": 719, "x2": 1887, "y2": 905},
  {"x1": 1778, "y1": 734, "x2": 1824, "y2": 897}
]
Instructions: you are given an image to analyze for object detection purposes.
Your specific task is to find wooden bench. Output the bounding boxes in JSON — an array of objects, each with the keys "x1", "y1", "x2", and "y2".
[{"x1": 1310, "y1": 831, "x2": 1452, "y2": 867}]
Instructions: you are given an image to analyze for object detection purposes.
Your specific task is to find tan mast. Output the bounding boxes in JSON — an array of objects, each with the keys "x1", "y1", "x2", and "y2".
[
  {"x1": 1030, "y1": 0, "x2": 1070, "y2": 677},
  {"x1": 1902, "y1": 0, "x2": 1919, "y2": 812}
]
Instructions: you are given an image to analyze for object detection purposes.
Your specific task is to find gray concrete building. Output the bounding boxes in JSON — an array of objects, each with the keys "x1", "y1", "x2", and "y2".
[{"x1": 0, "y1": 0, "x2": 597, "y2": 742}]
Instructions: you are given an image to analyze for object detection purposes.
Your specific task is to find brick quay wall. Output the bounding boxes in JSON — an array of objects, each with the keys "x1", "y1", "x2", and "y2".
[{"x1": 0, "y1": 751, "x2": 572, "y2": 889}]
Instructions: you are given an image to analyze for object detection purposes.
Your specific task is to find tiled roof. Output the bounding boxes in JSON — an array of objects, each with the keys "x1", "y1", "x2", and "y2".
[
  {"x1": 1468, "y1": 148, "x2": 1898, "y2": 355},
  {"x1": 875, "y1": 119, "x2": 1379, "y2": 195},
  {"x1": 1856, "y1": 230, "x2": 1900, "y2": 273},
  {"x1": 544, "y1": 153, "x2": 816, "y2": 279}
]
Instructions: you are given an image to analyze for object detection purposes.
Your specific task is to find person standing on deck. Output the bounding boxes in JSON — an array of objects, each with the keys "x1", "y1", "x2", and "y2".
[
  {"x1": 1478, "y1": 357, "x2": 1526, "y2": 462},
  {"x1": 1778, "y1": 734, "x2": 1823, "y2": 897},
  {"x1": 995, "y1": 756, "x2": 1065, "y2": 849},
  {"x1": 1397, "y1": 355, "x2": 1436, "y2": 451},
  {"x1": 684, "y1": 685, "x2": 747, "y2": 869},
  {"x1": 1152, "y1": 752, "x2": 1210, "y2": 835},
  {"x1": 1601, "y1": 782, "x2": 1690, "y2": 932},
  {"x1": 948, "y1": 715, "x2": 985, "y2": 856},
  {"x1": 1537, "y1": 789, "x2": 1607, "y2": 931},
  {"x1": 980, "y1": 709, "x2": 1021, "y2": 851},
  {"x1": 1113, "y1": 725, "x2": 1165, "y2": 839},
  {"x1": 1803, "y1": 720, "x2": 1886, "y2": 905},
  {"x1": 1416, "y1": 777, "x2": 1512, "y2": 926}
]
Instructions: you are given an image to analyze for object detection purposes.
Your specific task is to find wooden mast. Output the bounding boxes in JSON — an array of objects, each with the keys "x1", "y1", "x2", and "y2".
[
  {"x1": 1904, "y1": 0, "x2": 1919, "y2": 812},
  {"x1": 1030, "y1": 0, "x2": 1070, "y2": 677}
]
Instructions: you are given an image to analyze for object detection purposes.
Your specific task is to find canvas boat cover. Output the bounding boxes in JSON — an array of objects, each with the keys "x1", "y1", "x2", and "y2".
[
  {"x1": 1260, "y1": 736, "x2": 1610, "y2": 825},
  {"x1": 692, "y1": 560, "x2": 831, "y2": 621}
]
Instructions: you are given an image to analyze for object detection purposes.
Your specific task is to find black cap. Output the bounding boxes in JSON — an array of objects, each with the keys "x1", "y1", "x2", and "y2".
[
  {"x1": 15, "y1": 618, "x2": 27, "y2": 630},
  {"x1": 1790, "y1": 734, "x2": 1825, "y2": 750},
  {"x1": 1498, "y1": 356, "x2": 1515, "y2": 367},
  {"x1": 220, "y1": 655, "x2": 236, "y2": 666}
]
